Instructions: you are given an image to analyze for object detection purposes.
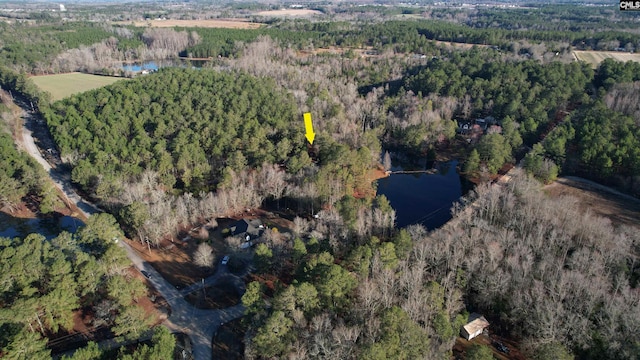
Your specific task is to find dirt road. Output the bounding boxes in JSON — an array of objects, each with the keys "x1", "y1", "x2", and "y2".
[{"x1": 16, "y1": 96, "x2": 244, "y2": 360}]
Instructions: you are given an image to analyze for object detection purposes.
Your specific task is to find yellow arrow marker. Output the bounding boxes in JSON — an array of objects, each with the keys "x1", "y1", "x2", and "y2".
[{"x1": 303, "y1": 112, "x2": 316, "y2": 145}]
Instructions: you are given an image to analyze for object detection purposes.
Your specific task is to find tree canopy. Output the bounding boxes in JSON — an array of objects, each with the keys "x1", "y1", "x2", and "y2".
[
  {"x1": 44, "y1": 68, "x2": 302, "y2": 195},
  {"x1": 0, "y1": 215, "x2": 157, "y2": 359}
]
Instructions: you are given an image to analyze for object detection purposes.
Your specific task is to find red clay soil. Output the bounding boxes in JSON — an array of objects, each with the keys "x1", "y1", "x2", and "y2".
[
  {"x1": 1, "y1": 202, "x2": 36, "y2": 218},
  {"x1": 128, "y1": 208, "x2": 295, "y2": 288},
  {"x1": 127, "y1": 266, "x2": 170, "y2": 323},
  {"x1": 47, "y1": 267, "x2": 165, "y2": 355},
  {"x1": 354, "y1": 166, "x2": 389, "y2": 198},
  {"x1": 453, "y1": 333, "x2": 527, "y2": 360},
  {"x1": 1, "y1": 188, "x2": 80, "y2": 220},
  {"x1": 246, "y1": 273, "x2": 282, "y2": 297}
]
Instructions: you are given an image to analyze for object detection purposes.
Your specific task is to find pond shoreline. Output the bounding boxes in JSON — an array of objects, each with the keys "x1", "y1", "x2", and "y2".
[{"x1": 376, "y1": 154, "x2": 469, "y2": 230}]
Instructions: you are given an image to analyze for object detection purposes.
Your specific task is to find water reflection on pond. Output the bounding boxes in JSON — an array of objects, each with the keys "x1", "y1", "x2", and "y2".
[
  {"x1": 376, "y1": 154, "x2": 471, "y2": 229},
  {"x1": 120, "y1": 59, "x2": 210, "y2": 72},
  {"x1": 0, "y1": 212, "x2": 84, "y2": 239}
]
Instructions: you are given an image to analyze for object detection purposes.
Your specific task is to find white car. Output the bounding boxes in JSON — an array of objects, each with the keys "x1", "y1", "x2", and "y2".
[{"x1": 221, "y1": 255, "x2": 230, "y2": 265}]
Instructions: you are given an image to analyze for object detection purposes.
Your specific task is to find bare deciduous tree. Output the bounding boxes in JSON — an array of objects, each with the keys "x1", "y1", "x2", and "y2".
[
  {"x1": 382, "y1": 151, "x2": 392, "y2": 171},
  {"x1": 193, "y1": 243, "x2": 214, "y2": 269}
]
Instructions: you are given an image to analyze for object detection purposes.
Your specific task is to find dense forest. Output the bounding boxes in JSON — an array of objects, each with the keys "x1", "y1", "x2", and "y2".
[
  {"x1": 428, "y1": 172, "x2": 639, "y2": 359},
  {"x1": 0, "y1": 22, "x2": 126, "y2": 71},
  {"x1": 1, "y1": 2, "x2": 640, "y2": 359},
  {"x1": 179, "y1": 18, "x2": 639, "y2": 60},
  {"x1": 0, "y1": 89, "x2": 58, "y2": 214},
  {"x1": 0, "y1": 131, "x2": 56, "y2": 214},
  {"x1": 394, "y1": 50, "x2": 640, "y2": 192},
  {"x1": 0, "y1": 214, "x2": 173, "y2": 359},
  {"x1": 338, "y1": 3, "x2": 639, "y2": 35},
  {"x1": 529, "y1": 60, "x2": 640, "y2": 192},
  {"x1": 42, "y1": 64, "x2": 383, "y2": 245},
  {"x1": 44, "y1": 68, "x2": 305, "y2": 193},
  {"x1": 240, "y1": 170, "x2": 640, "y2": 359}
]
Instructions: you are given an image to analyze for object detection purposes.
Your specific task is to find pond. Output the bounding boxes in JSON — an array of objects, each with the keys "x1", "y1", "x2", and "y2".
[
  {"x1": 376, "y1": 154, "x2": 471, "y2": 230},
  {"x1": 0, "y1": 212, "x2": 84, "y2": 240},
  {"x1": 120, "y1": 59, "x2": 210, "y2": 72}
]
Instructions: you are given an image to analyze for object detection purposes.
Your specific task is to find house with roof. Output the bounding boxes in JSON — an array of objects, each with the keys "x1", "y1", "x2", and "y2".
[
  {"x1": 457, "y1": 122, "x2": 473, "y2": 134},
  {"x1": 228, "y1": 218, "x2": 264, "y2": 242},
  {"x1": 460, "y1": 313, "x2": 490, "y2": 340}
]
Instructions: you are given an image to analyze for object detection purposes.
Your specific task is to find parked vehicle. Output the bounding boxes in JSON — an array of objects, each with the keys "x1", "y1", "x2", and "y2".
[{"x1": 493, "y1": 341, "x2": 509, "y2": 354}]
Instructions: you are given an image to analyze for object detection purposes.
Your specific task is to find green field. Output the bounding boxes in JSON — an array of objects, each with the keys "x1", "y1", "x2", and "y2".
[{"x1": 30, "y1": 72, "x2": 124, "y2": 101}]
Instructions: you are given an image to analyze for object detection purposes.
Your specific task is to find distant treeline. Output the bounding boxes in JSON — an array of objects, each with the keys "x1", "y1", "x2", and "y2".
[
  {"x1": 181, "y1": 19, "x2": 640, "y2": 58},
  {"x1": 0, "y1": 65, "x2": 51, "y2": 108},
  {"x1": 1, "y1": 14, "x2": 638, "y2": 74},
  {"x1": 0, "y1": 22, "x2": 139, "y2": 71}
]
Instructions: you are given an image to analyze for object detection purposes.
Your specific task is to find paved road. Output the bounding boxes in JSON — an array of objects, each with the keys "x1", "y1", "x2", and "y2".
[
  {"x1": 122, "y1": 242, "x2": 246, "y2": 360},
  {"x1": 17, "y1": 97, "x2": 245, "y2": 360},
  {"x1": 180, "y1": 264, "x2": 248, "y2": 297}
]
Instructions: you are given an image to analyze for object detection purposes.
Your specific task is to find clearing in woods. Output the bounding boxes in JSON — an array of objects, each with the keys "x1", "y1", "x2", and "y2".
[
  {"x1": 544, "y1": 176, "x2": 640, "y2": 229},
  {"x1": 118, "y1": 19, "x2": 263, "y2": 29},
  {"x1": 30, "y1": 73, "x2": 123, "y2": 101},
  {"x1": 573, "y1": 50, "x2": 640, "y2": 68}
]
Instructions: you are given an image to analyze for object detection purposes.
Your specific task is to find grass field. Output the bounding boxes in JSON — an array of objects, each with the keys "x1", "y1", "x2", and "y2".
[
  {"x1": 30, "y1": 73, "x2": 123, "y2": 101},
  {"x1": 544, "y1": 177, "x2": 640, "y2": 229},
  {"x1": 118, "y1": 19, "x2": 263, "y2": 29},
  {"x1": 573, "y1": 50, "x2": 640, "y2": 68},
  {"x1": 254, "y1": 9, "x2": 323, "y2": 16}
]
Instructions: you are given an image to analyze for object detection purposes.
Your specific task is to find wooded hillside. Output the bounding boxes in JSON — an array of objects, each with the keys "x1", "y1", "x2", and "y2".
[
  {"x1": 43, "y1": 68, "x2": 304, "y2": 194},
  {"x1": 241, "y1": 171, "x2": 640, "y2": 359},
  {"x1": 0, "y1": 214, "x2": 161, "y2": 359}
]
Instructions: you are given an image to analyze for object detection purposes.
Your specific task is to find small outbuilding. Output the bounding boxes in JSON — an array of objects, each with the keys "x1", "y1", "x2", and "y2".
[{"x1": 460, "y1": 313, "x2": 490, "y2": 340}]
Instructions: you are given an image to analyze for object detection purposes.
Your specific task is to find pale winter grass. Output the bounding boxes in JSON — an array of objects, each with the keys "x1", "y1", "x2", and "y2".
[
  {"x1": 254, "y1": 9, "x2": 323, "y2": 17},
  {"x1": 118, "y1": 19, "x2": 263, "y2": 29},
  {"x1": 573, "y1": 50, "x2": 640, "y2": 68}
]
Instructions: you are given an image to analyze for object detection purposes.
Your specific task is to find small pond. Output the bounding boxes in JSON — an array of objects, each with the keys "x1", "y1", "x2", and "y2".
[
  {"x1": 0, "y1": 212, "x2": 84, "y2": 240},
  {"x1": 120, "y1": 59, "x2": 210, "y2": 72},
  {"x1": 376, "y1": 153, "x2": 471, "y2": 229}
]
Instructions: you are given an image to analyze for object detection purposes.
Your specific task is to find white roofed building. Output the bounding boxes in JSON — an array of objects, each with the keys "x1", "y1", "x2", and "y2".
[{"x1": 460, "y1": 313, "x2": 490, "y2": 340}]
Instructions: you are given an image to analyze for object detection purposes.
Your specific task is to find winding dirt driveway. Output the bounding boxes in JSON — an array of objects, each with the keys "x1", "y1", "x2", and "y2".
[{"x1": 16, "y1": 97, "x2": 244, "y2": 360}]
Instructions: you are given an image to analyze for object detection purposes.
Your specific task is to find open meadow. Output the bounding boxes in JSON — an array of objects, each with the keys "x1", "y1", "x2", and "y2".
[
  {"x1": 544, "y1": 176, "x2": 640, "y2": 229},
  {"x1": 117, "y1": 19, "x2": 263, "y2": 29},
  {"x1": 573, "y1": 50, "x2": 640, "y2": 68},
  {"x1": 30, "y1": 73, "x2": 123, "y2": 101},
  {"x1": 254, "y1": 9, "x2": 323, "y2": 16}
]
